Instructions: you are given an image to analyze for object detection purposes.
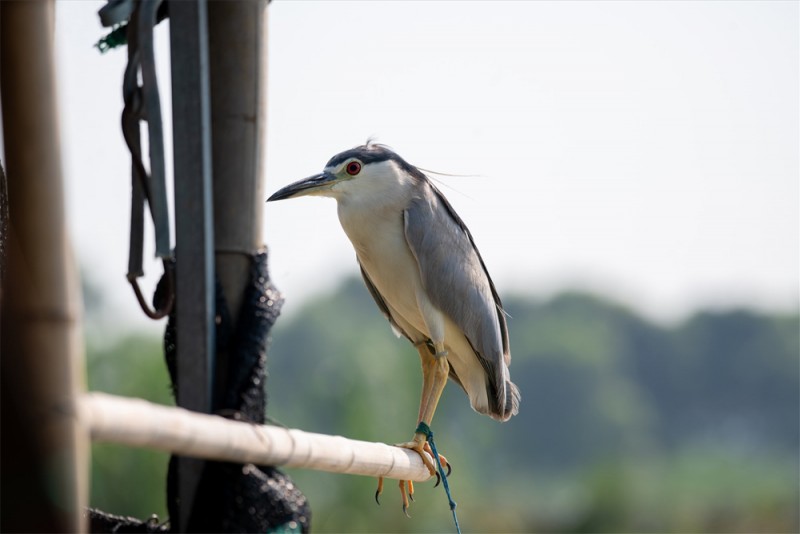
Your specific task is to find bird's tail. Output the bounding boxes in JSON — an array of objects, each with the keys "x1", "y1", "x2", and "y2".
[
  {"x1": 499, "y1": 380, "x2": 520, "y2": 421},
  {"x1": 484, "y1": 379, "x2": 520, "y2": 422}
]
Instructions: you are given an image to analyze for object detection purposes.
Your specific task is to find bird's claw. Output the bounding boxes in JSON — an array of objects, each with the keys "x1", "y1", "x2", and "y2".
[
  {"x1": 375, "y1": 476, "x2": 415, "y2": 515},
  {"x1": 372, "y1": 433, "x2": 451, "y2": 514},
  {"x1": 399, "y1": 480, "x2": 413, "y2": 517},
  {"x1": 421, "y1": 441, "x2": 451, "y2": 479}
]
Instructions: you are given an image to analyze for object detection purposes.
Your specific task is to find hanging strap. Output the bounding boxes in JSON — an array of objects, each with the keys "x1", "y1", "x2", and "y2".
[{"x1": 101, "y1": 0, "x2": 174, "y2": 319}]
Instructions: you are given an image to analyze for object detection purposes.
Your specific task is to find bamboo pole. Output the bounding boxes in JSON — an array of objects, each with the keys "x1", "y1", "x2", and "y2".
[
  {"x1": 0, "y1": 1, "x2": 88, "y2": 531},
  {"x1": 81, "y1": 392, "x2": 434, "y2": 483},
  {"x1": 206, "y1": 0, "x2": 269, "y2": 405},
  {"x1": 207, "y1": 0, "x2": 268, "y2": 323}
]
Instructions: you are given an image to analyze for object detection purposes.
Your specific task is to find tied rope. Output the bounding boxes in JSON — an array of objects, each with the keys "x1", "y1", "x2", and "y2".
[{"x1": 415, "y1": 422, "x2": 462, "y2": 534}]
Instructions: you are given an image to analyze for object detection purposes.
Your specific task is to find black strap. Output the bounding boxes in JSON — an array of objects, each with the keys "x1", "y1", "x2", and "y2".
[{"x1": 104, "y1": 0, "x2": 174, "y2": 319}]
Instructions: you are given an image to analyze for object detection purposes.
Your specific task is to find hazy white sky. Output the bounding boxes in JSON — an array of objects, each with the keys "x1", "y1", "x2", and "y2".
[{"x1": 52, "y1": 1, "x2": 797, "y2": 332}]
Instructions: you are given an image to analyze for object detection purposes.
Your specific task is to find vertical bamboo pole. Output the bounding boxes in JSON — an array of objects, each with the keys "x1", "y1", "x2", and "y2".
[
  {"x1": 0, "y1": 1, "x2": 88, "y2": 531},
  {"x1": 206, "y1": 0, "x2": 268, "y2": 402}
]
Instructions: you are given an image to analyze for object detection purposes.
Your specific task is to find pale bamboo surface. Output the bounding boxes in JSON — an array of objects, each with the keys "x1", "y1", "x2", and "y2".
[{"x1": 81, "y1": 392, "x2": 434, "y2": 483}]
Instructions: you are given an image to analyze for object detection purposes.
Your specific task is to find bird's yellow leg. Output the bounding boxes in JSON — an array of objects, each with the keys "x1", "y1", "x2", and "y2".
[
  {"x1": 375, "y1": 342, "x2": 450, "y2": 512},
  {"x1": 395, "y1": 342, "x2": 449, "y2": 470},
  {"x1": 418, "y1": 341, "x2": 450, "y2": 427}
]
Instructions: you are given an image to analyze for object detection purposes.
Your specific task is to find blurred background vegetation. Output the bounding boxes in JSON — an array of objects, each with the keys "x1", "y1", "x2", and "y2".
[{"x1": 86, "y1": 276, "x2": 799, "y2": 533}]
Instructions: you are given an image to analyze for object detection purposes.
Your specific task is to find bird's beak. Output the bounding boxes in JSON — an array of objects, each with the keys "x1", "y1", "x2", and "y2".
[{"x1": 267, "y1": 171, "x2": 337, "y2": 201}]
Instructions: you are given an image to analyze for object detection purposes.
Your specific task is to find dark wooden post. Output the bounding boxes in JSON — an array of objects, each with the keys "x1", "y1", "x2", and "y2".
[{"x1": 169, "y1": 0, "x2": 216, "y2": 530}]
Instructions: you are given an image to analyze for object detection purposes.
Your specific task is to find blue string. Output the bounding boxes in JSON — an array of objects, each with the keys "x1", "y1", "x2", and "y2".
[{"x1": 416, "y1": 422, "x2": 461, "y2": 534}]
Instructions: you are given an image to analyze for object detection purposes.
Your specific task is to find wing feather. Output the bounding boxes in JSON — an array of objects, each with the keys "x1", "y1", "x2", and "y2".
[
  {"x1": 403, "y1": 179, "x2": 512, "y2": 409},
  {"x1": 427, "y1": 182, "x2": 511, "y2": 362}
]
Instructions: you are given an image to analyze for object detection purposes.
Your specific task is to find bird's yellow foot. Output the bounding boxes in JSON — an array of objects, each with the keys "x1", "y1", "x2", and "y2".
[
  {"x1": 395, "y1": 432, "x2": 436, "y2": 474},
  {"x1": 420, "y1": 440, "x2": 451, "y2": 484},
  {"x1": 374, "y1": 434, "x2": 451, "y2": 514}
]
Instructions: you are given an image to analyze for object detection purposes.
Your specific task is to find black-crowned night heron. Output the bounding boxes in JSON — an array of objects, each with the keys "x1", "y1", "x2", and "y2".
[{"x1": 267, "y1": 142, "x2": 520, "y2": 512}]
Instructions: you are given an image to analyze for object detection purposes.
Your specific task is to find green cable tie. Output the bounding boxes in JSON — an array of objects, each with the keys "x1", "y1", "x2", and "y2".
[
  {"x1": 415, "y1": 422, "x2": 461, "y2": 534},
  {"x1": 415, "y1": 421, "x2": 432, "y2": 437},
  {"x1": 95, "y1": 23, "x2": 128, "y2": 54}
]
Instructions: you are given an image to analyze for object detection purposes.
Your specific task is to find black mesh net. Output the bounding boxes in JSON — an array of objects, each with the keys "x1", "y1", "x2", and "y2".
[{"x1": 90, "y1": 250, "x2": 310, "y2": 533}]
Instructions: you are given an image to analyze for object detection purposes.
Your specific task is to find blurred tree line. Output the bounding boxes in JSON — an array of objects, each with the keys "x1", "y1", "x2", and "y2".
[{"x1": 86, "y1": 277, "x2": 798, "y2": 533}]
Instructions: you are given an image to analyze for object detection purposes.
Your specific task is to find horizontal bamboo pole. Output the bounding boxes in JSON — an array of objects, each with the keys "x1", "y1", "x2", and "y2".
[{"x1": 81, "y1": 392, "x2": 434, "y2": 483}]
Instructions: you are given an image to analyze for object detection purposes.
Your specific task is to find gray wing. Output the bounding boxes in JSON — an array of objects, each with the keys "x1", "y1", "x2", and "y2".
[{"x1": 403, "y1": 179, "x2": 511, "y2": 375}]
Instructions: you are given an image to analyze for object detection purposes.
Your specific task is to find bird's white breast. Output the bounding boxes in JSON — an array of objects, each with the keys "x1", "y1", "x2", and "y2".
[
  {"x1": 332, "y1": 163, "x2": 432, "y2": 339},
  {"x1": 339, "y1": 212, "x2": 426, "y2": 334}
]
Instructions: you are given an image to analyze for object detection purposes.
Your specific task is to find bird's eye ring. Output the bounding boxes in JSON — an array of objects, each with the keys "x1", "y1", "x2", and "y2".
[{"x1": 346, "y1": 161, "x2": 361, "y2": 176}]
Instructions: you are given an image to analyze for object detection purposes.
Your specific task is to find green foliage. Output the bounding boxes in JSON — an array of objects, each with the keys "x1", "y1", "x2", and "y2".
[
  {"x1": 86, "y1": 278, "x2": 799, "y2": 532},
  {"x1": 267, "y1": 281, "x2": 799, "y2": 533},
  {"x1": 87, "y1": 334, "x2": 172, "y2": 520}
]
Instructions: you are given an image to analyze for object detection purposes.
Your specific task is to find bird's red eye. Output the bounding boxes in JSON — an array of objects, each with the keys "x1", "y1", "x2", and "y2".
[{"x1": 346, "y1": 161, "x2": 361, "y2": 176}]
